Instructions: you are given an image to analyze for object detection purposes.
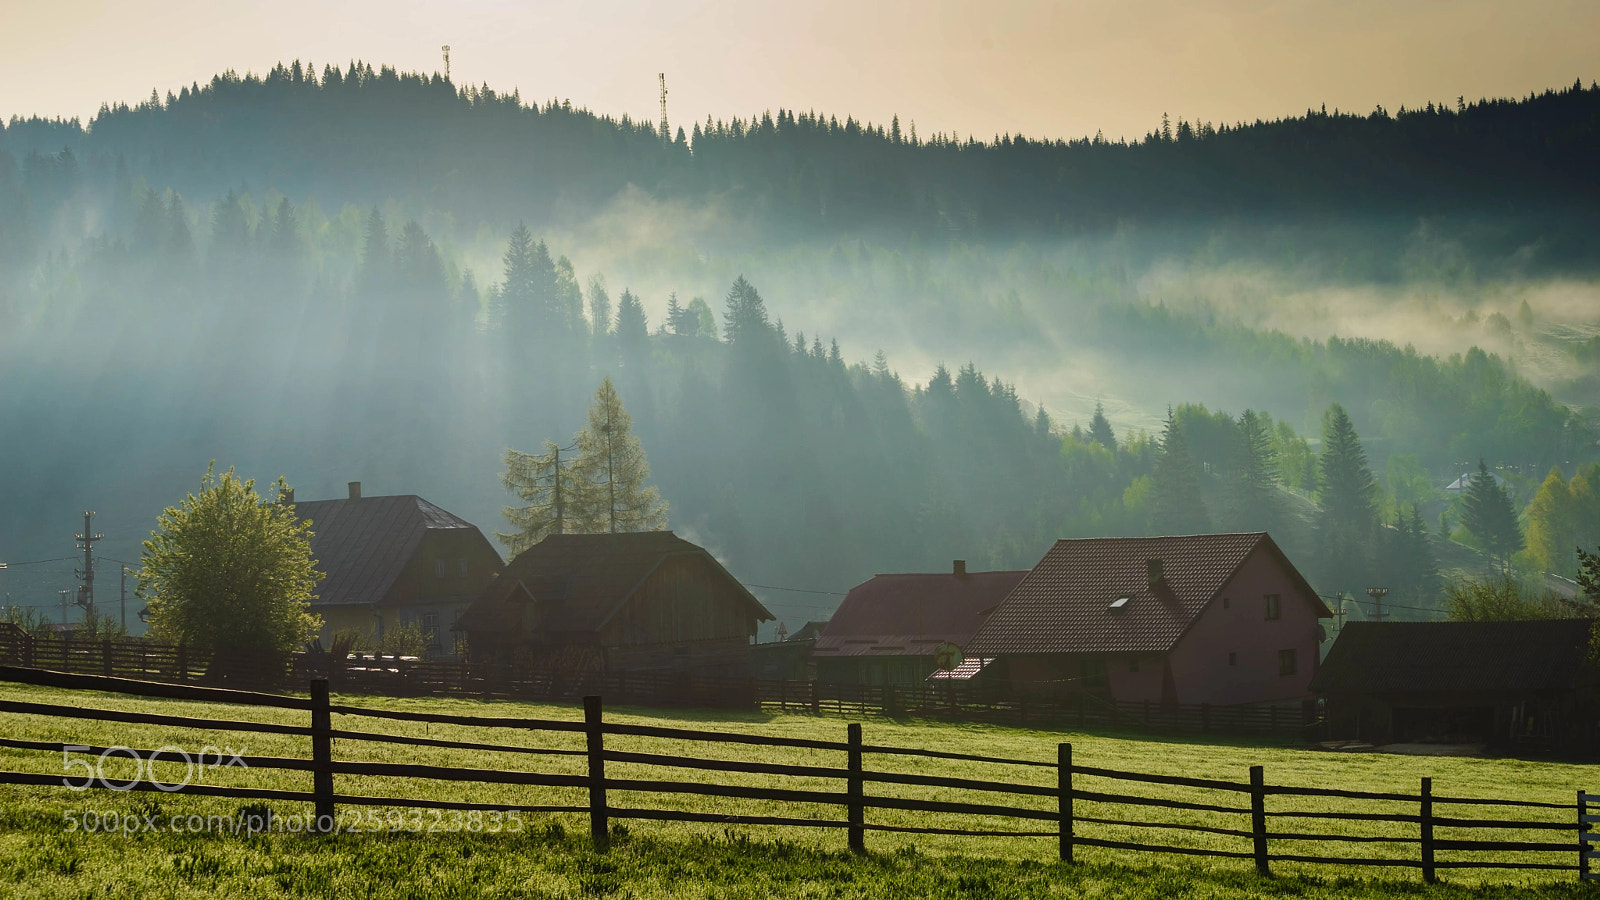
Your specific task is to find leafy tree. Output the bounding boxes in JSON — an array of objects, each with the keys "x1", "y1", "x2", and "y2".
[
  {"x1": 1523, "y1": 466, "x2": 1578, "y2": 575},
  {"x1": 683, "y1": 297, "x2": 716, "y2": 339},
  {"x1": 138, "y1": 465, "x2": 322, "y2": 655},
  {"x1": 1315, "y1": 403, "x2": 1379, "y2": 588},
  {"x1": 574, "y1": 378, "x2": 668, "y2": 533},
  {"x1": 1445, "y1": 574, "x2": 1565, "y2": 621},
  {"x1": 1576, "y1": 545, "x2": 1600, "y2": 612},
  {"x1": 378, "y1": 620, "x2": 431, "y2": 657},
  {"x1": 1151, "y1": 408, "x2": 1210, "y2": 534},
  {"x1": 1462, "y1": 459, "x2": 1524, "y2": 568},
  {"x1": 1088, "y1": 401, "x2": 1116, "y2": 451}
]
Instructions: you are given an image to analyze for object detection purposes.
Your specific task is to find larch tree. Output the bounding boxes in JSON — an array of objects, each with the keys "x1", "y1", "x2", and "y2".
[
  {"x1": 575, "y1": 378, "x2": 668, "y2": 533},
  {"x1": 586, "y1": 274, "x2": 612, "y2": 338},
  {"x1": 496, "y1": 440, "x2": 597, "y2": 555}
]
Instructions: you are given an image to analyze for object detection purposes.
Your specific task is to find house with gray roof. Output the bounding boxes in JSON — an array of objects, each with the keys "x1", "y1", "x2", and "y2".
[{"x1": 290, "y1": 482, "x2": 502, "y2": 656}]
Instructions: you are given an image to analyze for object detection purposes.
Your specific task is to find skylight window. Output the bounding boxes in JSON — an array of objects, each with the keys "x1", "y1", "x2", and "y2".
[{"x1": 1108, "y1": 595, "x2": 1131, "y2": 612}]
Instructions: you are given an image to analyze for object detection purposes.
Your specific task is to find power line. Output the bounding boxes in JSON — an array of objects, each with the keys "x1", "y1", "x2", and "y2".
[
  {"x1": 744, "y1": 583, "x2": 848, "y2": 597},
  {"x1": 0, "y1": 557, "x2": 76, "y2": 567}
]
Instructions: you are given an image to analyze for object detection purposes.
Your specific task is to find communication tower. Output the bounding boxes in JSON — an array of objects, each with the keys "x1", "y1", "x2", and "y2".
[
  {"x1": 658, "y1": 73, "x2": 669, "y2": 142},
  {"x1": 442, "y1": 45, "x2": 451, "y2": 81}
]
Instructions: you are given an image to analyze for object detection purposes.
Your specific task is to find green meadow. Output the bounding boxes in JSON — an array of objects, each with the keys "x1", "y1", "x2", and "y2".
[{"x1": 0, "y1": 683, "x2": 1590, "y2": 898}]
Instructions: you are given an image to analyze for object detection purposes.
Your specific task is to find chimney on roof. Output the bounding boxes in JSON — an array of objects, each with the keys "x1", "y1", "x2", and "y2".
[
  {"x1": 348, "y1": 481, "x2": 362, "y2": 500},
  {"x1": 953, "y1": 559, "x2": 967, "y2": 577},
  {"x1": 1147, "y1": 558, "x2": 1164, "y2": 584}
]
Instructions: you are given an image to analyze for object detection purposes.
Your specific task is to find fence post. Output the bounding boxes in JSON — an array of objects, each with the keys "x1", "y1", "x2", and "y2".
[
  {"x1": 310, "y1": 678, "x2": 335, "y2": 832},
  {"x1": 847, "y1": 722, "x2": 865, "y2": 854},
  {"x1": 1420, "y1": 776, "x2": 1435, "y2": 883},
  {"x1": 1058, "y1": 742, "x2": 1074, "y2": 863},
  {"x1": 1580, "y1": 791, "x2": 1591, "y2": 881},
  {"x1": 1250, "y1": 765, "x2": 1270, "y2": 876},
  {"x1": 585, "y1": 695, "x2": 609, "y2": 852},
  {"x1": 101, "y1": 639, "x2": 113, "y2": 677}
]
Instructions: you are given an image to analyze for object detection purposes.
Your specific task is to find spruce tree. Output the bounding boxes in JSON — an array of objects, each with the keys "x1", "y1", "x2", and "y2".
[
  {"x1": 615, "y1": 288, "x2": 649, "y2": 358},
  {"x1": 1315, "y1": 403, "x2": 1379, "y2": 588},
  {"x1": 1088, "y1": 401, "x2": 1116, "y2": 451},
  {"x1": 1463, "y1": 459, "x2": 1524, "y2": 569},
  {"x1": 722, "y1": 275, "x2": 770, "y2": 344},
  {"x1": 1151, "y1": 408, "x2": 1211, "y2": 534},
  {"x1": 1228, "y1": 409, "x2": 1282, "y2": 535}
]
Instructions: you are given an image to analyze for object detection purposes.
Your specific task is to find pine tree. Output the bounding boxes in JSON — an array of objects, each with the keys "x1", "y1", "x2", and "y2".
[
  {"x1": 1088, "y1": 401, "x2": 1116, "y2": 451},
  {"x1": 1463, "y1": 459, "x2": 1524, "y2": 569},
  {"x1": 574, "y1": 378, "x2": 668, "y2": 533},
  {"x1": 1151, "y1": 408, "x2": 1211, "y2": 534},
  {"x1": 1315, "y1": 403, "x2": 1379, "y2": 588}
]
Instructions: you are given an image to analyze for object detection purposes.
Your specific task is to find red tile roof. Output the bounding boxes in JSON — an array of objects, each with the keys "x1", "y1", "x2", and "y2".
[
  {"x1": 813, "y1": 570, "x2": 1028, "y2": 658},
  {"x1": 964, "y1": 533, "x2": 1327, "y2": 657}
]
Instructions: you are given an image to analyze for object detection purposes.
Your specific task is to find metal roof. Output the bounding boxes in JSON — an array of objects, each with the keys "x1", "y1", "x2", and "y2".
[
  {"x1": 292, "y1": 495, "x2": 494, "y2": 608},
  {"x1": 812, "y1": 570, "x2": 1028, "y2": 659},
  {"x1": 964, "y1": 532, "x2": 1327, "y2": 657},
  {"x1": 1309, "y1": 619, "x2": 1596, "y2": 695}
]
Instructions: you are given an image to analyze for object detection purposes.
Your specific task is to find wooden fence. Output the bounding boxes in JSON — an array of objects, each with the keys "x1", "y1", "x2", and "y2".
[
  {"x1": 0, "y1": 665, "x2": 1584, "y2": 881},
  {"x1": 0, "y1": 634, "x2": 1311, "y2": 737}
]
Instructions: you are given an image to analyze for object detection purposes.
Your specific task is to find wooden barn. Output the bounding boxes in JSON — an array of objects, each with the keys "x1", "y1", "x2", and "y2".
[
  {"x1": 811, "y1": 561, "x2": 1027, "y2": 687},
  {"x1": 1310, "y1": 619, "x2": 1599, "y2": 754},
  {"x1": 290, "y1": 482, "x2": 503, "y2": 656},
  {"x1": 455, "y1": 531, "x2": 773, "y2": 679},
  {"x1": 963, "y1": 533, "x2": 1330, "y2": 707}
]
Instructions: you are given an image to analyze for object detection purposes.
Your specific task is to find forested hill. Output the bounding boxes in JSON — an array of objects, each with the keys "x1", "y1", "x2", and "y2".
[{"x1": 3, "y1": 64, "x2": 1599, "y2": 246}]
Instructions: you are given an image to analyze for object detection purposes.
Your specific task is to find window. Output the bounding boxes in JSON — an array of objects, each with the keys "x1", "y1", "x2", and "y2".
[
  {"x1": 1264, "y1": 594, "x2": 1281, "y2": 620},
  {"x1": 433, "y1": 558, "x2": 445, "y2": 579},
  {"x1": 1227, "y1": 652, "x2": 1237, "y2": 666},
  {"x1": 456, "y1": 558, "x2": 468, "y2": 578},
  {"x1": 421, "y1": 613, "x2": 440, "y2": 653},
  {"x1": 1278, "y1": 649, "x2": 1297, "y2": 677}
]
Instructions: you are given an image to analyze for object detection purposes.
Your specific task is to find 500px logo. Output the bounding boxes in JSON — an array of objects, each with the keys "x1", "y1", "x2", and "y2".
[{"x1": 62, "y1": 744, "x2": 249, "y2": 791}]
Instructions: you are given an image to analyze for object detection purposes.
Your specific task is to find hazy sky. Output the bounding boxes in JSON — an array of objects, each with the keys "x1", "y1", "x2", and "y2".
[{"x1": 4, "y1": 0, "x2": 1598, "y2": 141}]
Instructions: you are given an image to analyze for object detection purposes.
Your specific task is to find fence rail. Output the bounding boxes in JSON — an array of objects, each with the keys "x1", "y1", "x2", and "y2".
[
  {"x1": 0, "y1": 664, "x2": 1584, "y2": 881},
  {"x1": 0, "y1": 635, "x2": 1311, "y2": 737}
]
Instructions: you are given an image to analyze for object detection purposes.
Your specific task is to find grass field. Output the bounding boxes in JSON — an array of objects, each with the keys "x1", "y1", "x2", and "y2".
[{"x1": 0, "y1": 682, "x2": 1591, "y2": 898}]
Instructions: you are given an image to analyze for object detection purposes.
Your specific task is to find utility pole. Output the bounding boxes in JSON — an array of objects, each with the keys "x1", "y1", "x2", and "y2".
[
  {"x1": 553, "y1": 445, "x2": 564, "y2": 535},
  {"x1": 58, "y1": 589, "x2": 70, "y2": 628},
  {"x1": 1365, "y1": 587, "x2": 1389, "y2": 623},
  {"x1": 120, "y1": 565, "x2": 129, "y2": 632},
  {"x1": 74, "y1": 511, "x2": 101, "y2": 621}
]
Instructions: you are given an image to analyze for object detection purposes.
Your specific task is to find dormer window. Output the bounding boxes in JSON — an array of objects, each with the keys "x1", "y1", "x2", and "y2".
[
  {"x1": 433, "y1": 558, "x2": 446, "y2": 579},
  {"x1": 1108, "y1": 595, "x2": 1131, "y2": 613}
]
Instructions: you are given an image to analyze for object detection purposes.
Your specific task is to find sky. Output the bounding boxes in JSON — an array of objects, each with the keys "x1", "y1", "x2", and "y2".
[{"x1": 4, "y1": 0, "x2": 1598, "y2": 142}]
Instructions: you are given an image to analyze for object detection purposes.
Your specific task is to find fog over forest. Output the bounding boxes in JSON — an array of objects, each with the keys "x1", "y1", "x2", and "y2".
[{"x1": 3, "y1": 63, "x2": 1599, "y2": 632}]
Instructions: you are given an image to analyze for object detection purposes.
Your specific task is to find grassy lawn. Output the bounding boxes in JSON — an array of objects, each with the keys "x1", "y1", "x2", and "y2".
[{"x1": 0, "y1": 682, "x2": 1591, "y2": 898}]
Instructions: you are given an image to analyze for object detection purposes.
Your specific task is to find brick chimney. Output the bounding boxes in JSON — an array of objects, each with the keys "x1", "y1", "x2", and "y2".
[
  {"x1": 1147, "y1": 558, "x2": 1164, "y2": 584},
  {"x1": 348, "y1": 481, "x2": 362, "y2": 500},
  {"x1": 953, "y1": 559, "x2": 967, "y2": 577}
]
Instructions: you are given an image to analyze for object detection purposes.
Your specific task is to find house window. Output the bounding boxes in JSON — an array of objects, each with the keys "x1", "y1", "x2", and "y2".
[
  {"x1": 421, "y1": 613, "x2": 440, "y2": 653},
  {"x1": 1278, "y1": 649, "x2": 1297, "y2": 677},
  {"x1": 457, "y1": 558, "x2": 468, "y2": 578},
  {"x1": 1228, "y1": 652, "x2": 1237, "y2": 666},
  {"x1": 1264, "y1": 594, "x2": 1281, "y2": 620},
  {"x1": 433, "y1": 558, "x2": 446, "y2": 579}
]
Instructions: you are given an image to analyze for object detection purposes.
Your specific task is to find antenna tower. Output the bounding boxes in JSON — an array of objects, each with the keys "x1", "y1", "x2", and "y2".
[
  {"x1": 441, "y1": 45, "x2": 451, "y2": 81},
  {"x1": 658, "y1": 73, "x2": 669, "y2": 142},
  {"x1": 74, "y1": 511, "x2": 101, "y2": 620}
]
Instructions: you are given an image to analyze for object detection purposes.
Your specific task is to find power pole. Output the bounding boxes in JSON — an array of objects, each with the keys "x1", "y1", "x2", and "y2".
[
  {"x1": 658, "y1": 73, "x2": 669, "y2": 142},
  {"x1": 441, "y1": 45, "x2": 451, "y2": 81},
  {"x1": 120, "y1": 566, "x2": 129, "y2": 632},
  {"x1": 74, "y1": 511, "x2": 101, "y2": 621},
  {"x1": 553, "y1": 445, "x2": 564, "y2": 535},
  {"x1": 1365, "y1": 587, "x2": 1388, "y2": 623}
]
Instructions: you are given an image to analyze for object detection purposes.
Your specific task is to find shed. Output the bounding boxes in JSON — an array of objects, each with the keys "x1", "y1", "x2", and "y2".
[{"x1": 1309, "y1": 619, "x2": 1599, "y2": 753}]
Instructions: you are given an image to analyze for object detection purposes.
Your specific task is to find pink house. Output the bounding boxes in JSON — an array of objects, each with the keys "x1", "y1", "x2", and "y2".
[{"x1": 963, "y1": 533, "x2": 1331, "y2": 707}]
